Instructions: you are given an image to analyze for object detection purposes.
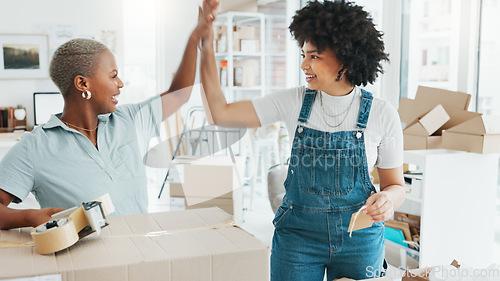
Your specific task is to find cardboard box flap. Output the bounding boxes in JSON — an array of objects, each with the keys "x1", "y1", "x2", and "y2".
[
  {"x1": 441, "y1": 108, "x2": 482, "y2": 130},
  {"x1": 398, "y1": 97, "x2": 419, "y2": 124},
  {"x1": 414, "y1": 86, "x2": 471, "y2": 110},
  {"x1": 448, "y1": 115, "x2": 500, "y2": 135},
  {"x1": 418, "y1": 104, "x2": 450, "y2": 134},
  {"x1": 398, "y1": 86, "x2": 471, "y2": 125},
  {"x1": 404, "y1": 122, "x2": 430, "y2": 136},
  {"x1": 403, "y1": 104, "x2": 450, "y2": 136}
]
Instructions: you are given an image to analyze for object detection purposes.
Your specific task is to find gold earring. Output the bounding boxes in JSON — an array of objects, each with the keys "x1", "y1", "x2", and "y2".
[{"x1": 82, "y1": 90, "x2": 92, "y2": 100}]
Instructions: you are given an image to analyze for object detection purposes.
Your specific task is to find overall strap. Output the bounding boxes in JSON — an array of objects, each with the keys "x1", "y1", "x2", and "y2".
[
  {"x1": 298, "y1": 88, "x2": 317, "y2": 123},
  {"x1": 356, "y1": 89, "x2": 373, "y2": 129}
]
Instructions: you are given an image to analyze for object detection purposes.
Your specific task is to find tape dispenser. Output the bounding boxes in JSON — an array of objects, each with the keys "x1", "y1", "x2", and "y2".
[{"x1": 31, "y1": 193, "x2": 115, "y2": 255}]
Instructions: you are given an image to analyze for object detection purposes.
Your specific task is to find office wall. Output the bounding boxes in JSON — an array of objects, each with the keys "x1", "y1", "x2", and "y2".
[{"x1": 0, "y1": 0, "x2": 124, "y2": 128}]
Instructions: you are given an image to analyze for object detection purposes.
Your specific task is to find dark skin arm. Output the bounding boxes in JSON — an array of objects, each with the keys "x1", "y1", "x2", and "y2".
[{"x1": 0, "y1": 189, "x2": 63, "y2": 230}]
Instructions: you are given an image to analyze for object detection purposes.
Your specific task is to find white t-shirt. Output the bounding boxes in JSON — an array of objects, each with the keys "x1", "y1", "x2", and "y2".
[{"x1": 252, "y1": 86, "x2": 403, "y2": 186}]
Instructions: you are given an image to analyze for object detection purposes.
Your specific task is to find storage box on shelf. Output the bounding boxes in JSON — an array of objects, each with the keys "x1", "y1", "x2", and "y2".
[{"x1": 387, "y1": 149, "x2": 498, "y2": 269}]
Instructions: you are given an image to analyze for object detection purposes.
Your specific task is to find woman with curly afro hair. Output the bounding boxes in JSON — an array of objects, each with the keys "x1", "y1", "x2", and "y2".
[{"x1": 200, "y1": 1, "x2": 405, "y2": 279}]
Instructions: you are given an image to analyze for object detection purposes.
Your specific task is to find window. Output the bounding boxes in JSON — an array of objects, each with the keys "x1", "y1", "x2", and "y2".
[
  {"x1": 477, "y1": 0, "x2": 500, "y2": 115},
  {"x1": 400, "y1": 0, "x2": 460, "y2": 99},
  {"x1": 122, "y1": 0, "x2": 156, "y2": 104}
]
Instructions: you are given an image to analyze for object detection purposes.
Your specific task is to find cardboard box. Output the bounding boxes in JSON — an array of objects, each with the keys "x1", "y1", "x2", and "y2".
[
  {"x1": 0, "y1": 207, "x2": 269, "y2": 281},
  {"x1": 169, "y1": 155, "x2": 245, "y2": 222},
  {"x1": 399, "y1": 86, "x2": 481, "y2": 150},
  {"x1": 183, "y1": 155, "x2": 244, "y2": 201},
  {"x1": 215, "y1": 25, "x2": 227, "y2": 53},
  {"x1": 442, "y1": 115, "x2": 500, "y2": 153},
  {"x1": 185, "y1": 189, "x2": 243, "y2": 224},
  {"x1": 402, "y1": 260, "x2": 461, "y2": 281},
  {"x1": 240, "y1": 39, "x2": 259, "y2": 53},
  {"x1": 403, "y1": 134, "x2": 443, "y2": 150},
  {"x1": 233, "y1": 59, "x2": 256, "y2": 87},
  {"x1": 404, "y1": 104, "x2": 450, "y2": 136},
  {"x1": 170, "y1": 182, "x2": 184, "y2": 197},
  {"x1": 398, "y1": 86, "x2": 471, "y2": 126},
  {"x1": 233, "y1": 25, "x2": 258, "y2": 52}
]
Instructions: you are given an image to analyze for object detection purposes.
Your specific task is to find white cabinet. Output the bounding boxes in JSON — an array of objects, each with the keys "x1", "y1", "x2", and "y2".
[
  {"x1": 391, "y1": 149, "x2": 498, "y2": 268},
  {"x1": 214, "y1": 12, "x2": 266, "y2": 102}
]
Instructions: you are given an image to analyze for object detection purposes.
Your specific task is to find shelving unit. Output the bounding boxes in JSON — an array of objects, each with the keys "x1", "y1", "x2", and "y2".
[
  {"x1": 389, "y1": 149, "x2": 498, "y2": 269},
  {"x1": 214, "y1": 12, "x2": 266, "y2": 103}
]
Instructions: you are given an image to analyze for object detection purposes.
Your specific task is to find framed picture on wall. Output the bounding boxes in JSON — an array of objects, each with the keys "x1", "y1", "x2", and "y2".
[{"x1": 0, "y1": 34, "x2": 49, "y2": 79}]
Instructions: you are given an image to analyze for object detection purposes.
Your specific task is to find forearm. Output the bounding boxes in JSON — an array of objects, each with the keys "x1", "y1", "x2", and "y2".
[
  {"x1": 0, "y1": 205, "x2": 35, "y2": 230},
  {"x1": 200, "y1": 40, "x2": 229, "y2": 124}
]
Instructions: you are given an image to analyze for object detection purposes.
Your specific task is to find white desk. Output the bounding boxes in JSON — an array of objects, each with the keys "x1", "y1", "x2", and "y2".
[{"x1": 395, "y1": 149, "x2": 498, "y2": 269}]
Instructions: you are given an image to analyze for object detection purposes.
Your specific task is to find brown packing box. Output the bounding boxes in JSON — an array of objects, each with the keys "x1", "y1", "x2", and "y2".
[
  {"x1": 399, "y1": 86, "x2": 481, "y2": 150},
  {"x1": 398, "y1": 86, "x2": 471, "y2": 126},
  {"x1": 185, "y1": 190, "x2": 243, "y2": 224},
  {"x1": 0, "y1": 207, "x2": 269, "y2": 281},
  {"x1": 402, "y1": 260, "x2": 460, "y2": 281},
  {"x1": 403, "y1": 134, "x2": 443, "y2": 150},
  {"x1": 233, "y1": 59, "x2": 256, "y2": 87},
  {"x1": 403, "y1": 104, "x2": 450, "y2": 136},
  {"x1": 442, "y1": 115, "x2": 500, "y2": 153},
  {"x1": 233, "y1": 25, "x2": 258, "y2": 52},
  {"x1": 183, "y1": 156, "x2": 244, "y2": 200},
  {"x1": 402, "y1": 267, "x2": 434, "y2": 281},
  {"x1": 169, "y1": 156, "x2": 245, "y2": 223},
  {"x1": 170, "y1": 182, "x2": 184, "y2": 197}
]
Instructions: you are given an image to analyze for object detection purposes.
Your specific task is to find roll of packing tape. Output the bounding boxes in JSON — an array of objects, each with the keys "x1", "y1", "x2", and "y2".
[
  {"x1": 30, "y1": 193, "x2": 114, "y2": 255},
  {"x1": 31, "y1": 219, "x2": 79, "y2": 255}
]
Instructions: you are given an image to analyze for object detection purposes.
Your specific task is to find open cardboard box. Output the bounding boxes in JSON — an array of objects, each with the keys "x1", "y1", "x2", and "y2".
[
  {"x1": 442, "y1": 115, "x2": 500, "y2": 154},
  {"x1": 402, "y1": 260, "x2": 461, "y2": 281},
  {"x1": 399, "y1": 86, "x2": 481, "y2": 150}
]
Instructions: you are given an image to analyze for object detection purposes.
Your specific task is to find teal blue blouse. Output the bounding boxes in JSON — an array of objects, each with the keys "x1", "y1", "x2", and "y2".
[{"x1": 0, "y1": 95, "x2": 162, "y2": 215}]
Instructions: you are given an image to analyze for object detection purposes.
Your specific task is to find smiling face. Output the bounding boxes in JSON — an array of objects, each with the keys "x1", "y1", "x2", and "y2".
[
  {"x1": 301, "y1": 41, "x2": 348, "y2": 94},
  {"x1": 87, "y1": 49, "x2": 124, "y2": 114}
]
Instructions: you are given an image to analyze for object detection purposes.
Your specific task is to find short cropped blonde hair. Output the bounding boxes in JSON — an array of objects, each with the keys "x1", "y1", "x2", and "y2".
[{"x1": 49, "y1": 38, "x2": 109, "y2": 96}]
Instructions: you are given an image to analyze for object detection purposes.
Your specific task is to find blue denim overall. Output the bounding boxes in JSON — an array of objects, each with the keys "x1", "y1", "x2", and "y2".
[{"x1": 270, "y1": 89, "x2": 385, "y2": 281}]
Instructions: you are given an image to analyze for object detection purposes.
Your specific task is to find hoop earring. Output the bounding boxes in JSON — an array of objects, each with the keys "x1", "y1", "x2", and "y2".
[
  {"x1": 82, "y1": 90, "x2": 92, "y2": 100},
  {"x1": 336, "y1": 69, "x2": 345, "y2": 82}
]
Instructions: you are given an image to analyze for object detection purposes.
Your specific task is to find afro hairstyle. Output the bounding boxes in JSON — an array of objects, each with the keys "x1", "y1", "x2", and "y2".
[{"x1": 289, "y1": 0, "x2": 389, "y2": 86}]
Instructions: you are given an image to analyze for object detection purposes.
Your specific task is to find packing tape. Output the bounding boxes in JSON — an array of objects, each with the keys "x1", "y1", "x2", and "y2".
[
  {"x1": 31, "y1": 218, "x2": 79, "y2": 254},
  {"x1": 1, "y1": 217, "x2": 235, "y2": 249},
  {"x1": 30, "y1": 193, "x2": 114, "y2": 255}
]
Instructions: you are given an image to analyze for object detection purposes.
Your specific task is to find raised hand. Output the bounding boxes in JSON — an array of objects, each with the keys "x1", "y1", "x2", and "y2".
[{"x1": 196, "y1": 0, "x2": 219, "y2": 42}]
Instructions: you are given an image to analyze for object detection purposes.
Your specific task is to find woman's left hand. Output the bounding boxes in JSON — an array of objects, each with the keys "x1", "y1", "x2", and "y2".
[{"x1": 363, "y1": 192, "x2": 395, "y2": 223}]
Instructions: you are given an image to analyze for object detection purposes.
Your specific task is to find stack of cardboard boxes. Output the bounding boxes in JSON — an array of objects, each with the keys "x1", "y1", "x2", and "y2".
[{"x1": 398, "y1": 86, "x2": 500, "y2": 153}]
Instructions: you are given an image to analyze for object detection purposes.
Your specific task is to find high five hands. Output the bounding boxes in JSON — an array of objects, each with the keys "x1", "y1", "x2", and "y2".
[{"x1": 197, "y1": 0, "x2": 219, "y2": 43}]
